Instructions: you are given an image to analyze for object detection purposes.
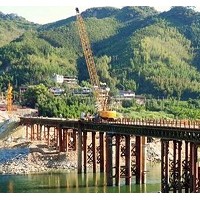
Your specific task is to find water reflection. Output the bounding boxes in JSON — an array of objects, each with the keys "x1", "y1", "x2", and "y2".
[
  {"x1": 0, "y1": 163, "x2": 161, "y2": 193},
  {"x1": 8, "y1": 181, "x2": 14, "y2": 193}
]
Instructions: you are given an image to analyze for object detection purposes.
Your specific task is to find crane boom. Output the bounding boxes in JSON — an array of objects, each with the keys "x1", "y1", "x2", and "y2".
[
  {"x1": 75, "y1": 8, "x2": 116, "y2": 120},
  {"x1": 75, "y1": 8, "x2": 100, "y2": 88},
  {"x1": 75, "y1": 8, "x2": 107, "y2": 111}
]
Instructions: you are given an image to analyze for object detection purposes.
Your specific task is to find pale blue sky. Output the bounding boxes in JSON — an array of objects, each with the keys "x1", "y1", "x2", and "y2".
[{"x1": 0, "y1": 0, "x2": 199, "y2": 24}]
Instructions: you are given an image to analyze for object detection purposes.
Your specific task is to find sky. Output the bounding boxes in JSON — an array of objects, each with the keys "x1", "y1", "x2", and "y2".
[{"x1": 0, "y1": 0, "x2": 200, "y2": 24}]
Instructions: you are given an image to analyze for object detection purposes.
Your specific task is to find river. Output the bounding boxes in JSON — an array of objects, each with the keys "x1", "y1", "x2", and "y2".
[{"x1": 0, "y1": 162, "x2": 161, "y2": 193}]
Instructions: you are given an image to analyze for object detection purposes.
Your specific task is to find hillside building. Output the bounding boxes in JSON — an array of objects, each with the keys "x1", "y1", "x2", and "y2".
[
  {"x1": 53, "y1": 74, "x2": 78, "y2": 85},
  {"x1": 49, "y1": 87, "x2": 65, "y2": 96},
  {"x1": 53, "y1": 74, "x2": 64, "y2": 84},
  {"x1": 119, "y1": 90, "x2": 135, "y2": 99}
]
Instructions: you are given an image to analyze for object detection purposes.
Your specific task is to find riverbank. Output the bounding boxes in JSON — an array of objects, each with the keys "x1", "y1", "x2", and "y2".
[
  {"x1": 0, "y1": 138, "x2": 164, "y2": 175},
  {"x1": 0, "y1": 143, "x2": 77, "y2": 175},
  {"x1": 0, "y1": 139, "x2": 161, "y2": 175},
  {"x1": 0, "y1": 123, "x2": 78, "y2": 175}
]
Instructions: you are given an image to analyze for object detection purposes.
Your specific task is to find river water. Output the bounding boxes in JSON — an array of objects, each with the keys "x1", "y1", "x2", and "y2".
[{"x1": 0, "y1": 163, "x2": 161, "y2": 193}]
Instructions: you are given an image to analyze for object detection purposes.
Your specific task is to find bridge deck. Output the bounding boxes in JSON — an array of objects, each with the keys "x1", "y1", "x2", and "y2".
[{"x1": 20, "y1": 117, "x2": 200, "y2": 142}]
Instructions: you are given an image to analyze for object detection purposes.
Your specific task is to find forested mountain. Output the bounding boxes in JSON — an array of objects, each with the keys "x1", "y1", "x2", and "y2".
[
  {"x1": 0, "y1": 6, "x2": 200, "y2": 100},
  {"x1": 0, "y1": 12, "x2": 39, "y2": 47}
]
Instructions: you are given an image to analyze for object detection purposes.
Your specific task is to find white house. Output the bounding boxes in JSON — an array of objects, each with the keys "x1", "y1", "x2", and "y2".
[{"x1": 53, "y1": 74, "x2": 64, "y2": 84}]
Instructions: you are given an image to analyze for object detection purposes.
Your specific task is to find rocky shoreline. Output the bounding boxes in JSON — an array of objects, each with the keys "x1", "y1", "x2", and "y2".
[
  {"x1": 0, "y1": 121, "x2": 79, "y2": 175},
  {"x1": 0, "y1": 143, "x2": 77, "y2": 175},
  {"x1": 0, "y1": 140, "x2": 166, "y2": 175},
  {"x1": 0, "y1": 123, "x2": 176, "y2": 175}
]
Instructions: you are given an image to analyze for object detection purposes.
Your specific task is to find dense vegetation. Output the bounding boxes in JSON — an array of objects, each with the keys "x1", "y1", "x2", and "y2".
[
  {"x1": 22, "y1": 84, "x2": 95, "y2": 119},
  {"x1": 0, "y1": 12, "x2": 38, "y2": 47},
  {"x1": 129, "y1": 20, "x2": 200, "y2": 99},
  {"x1": 0, "y1": 6, "x2": 200, "y2": 119},
  {"x1": 21, "y1": 84, "x2": 200, "y2": 119}
]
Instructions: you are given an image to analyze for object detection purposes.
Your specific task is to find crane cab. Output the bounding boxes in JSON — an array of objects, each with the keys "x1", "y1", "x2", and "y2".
[{"x1": 99, "y1": 110, "x2": 117, "y2": 121}]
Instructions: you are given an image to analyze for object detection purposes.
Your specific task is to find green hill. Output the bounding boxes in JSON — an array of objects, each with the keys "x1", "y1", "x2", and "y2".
[
  {"x1": 0, "y1": 6, "x2": 200, "y2": 100},
  {"x1": 0, "y1": 12, "x2": 39, "y2": 47}
]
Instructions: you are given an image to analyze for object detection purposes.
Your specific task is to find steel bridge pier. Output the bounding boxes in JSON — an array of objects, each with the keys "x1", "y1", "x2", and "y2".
[
  {"x1": 25, "y1": 123, "x2": 147, "y2": 186},
  {"x1": 25, "y1": 124, "x2": 77, "y2": 152},
  {"x1": 77, "y1": 131, "x2": 146, "y2": 186},
  {"x1": 161, "y1": 139, "x2": 200, "y2": 193}
]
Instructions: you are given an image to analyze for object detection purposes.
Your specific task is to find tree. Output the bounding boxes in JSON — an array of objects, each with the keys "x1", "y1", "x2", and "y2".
[{"x1": 22, "y1": 84, "x2": 50, "y2": 108}]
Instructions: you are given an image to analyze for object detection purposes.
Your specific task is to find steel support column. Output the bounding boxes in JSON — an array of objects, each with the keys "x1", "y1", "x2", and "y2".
[
  {"x1": 64, "y1": 129, "x2": 68, "y2": 152},
  {"x1": 73, "y1": 129, "x2": 77, "y2": 151},
  {"x1": 83, "y1": 131, "x2": 87, "y2": 174},
  {"x1": 136, "y1": 136, "x2": 142, "y2": 184},
  {"x1": 92, "y1": 131, "x2": 97, "y2": 173},
  {"x1": 31, "y1": 124, "x2": 34, "y2": 141},
  {"x1": 61, "y1": 129, "x2": 66, "y2": 152},
  {"x1": 190, "y1": 142, "x2": 198, "y2": 192},
  {"x1": 34, "y1": 125, "x2": 37, "y2": 140},
  {"x1": 26, "y1": 125, "x2": 29, "y2": 140},
  {"x1": 55, "y1": 127, "x2": 59, "y2": 149},
  {"x1": 170, "y1": 140, "x2": 182, "y2": 193},
  {"x1": 198, "y1": 167, "x2": 200, "y2": 192},
  {"x1": 183, "y1": 141, "x2": 190, "y2": 192},
  {"x1": 39, "y1": 124, "x2": 42, "y2": 140},
  {"x1": 58, "y1": 126, "x2": 63, "y2": 152},
  {"x1": 161, "y1": 139, "x2": 169, "y2": 193},
  {"x1": 54, "y1": 127, "x2": 56, "y2": 142},
  {"x1": 172, "y1": 140, "x2": 177, "y2": 193},
  {"x1": 177, "y1": 141, "x2": 182, "y2": 193},
  {"x1": 42, "y1": 126, "x2": 47, "y2": 142},
  {"x1": 125, "y1": 135, "x2": 131, "y2": 185},
  {"x1": 77, "y1": 124, "x2": 83, "y2": 174},
  {"x1": 99, "y1": 132, "x2": 105, "y2": 173},
  {"x1": 36, "y1": 124, "x2": 40, "y2": 140},
  {"x1": 106, "y1": 133, "x2": 113, "y2": 186},
  {"x1": 142, "y1": 136, "x2": 147, "y2": 184},
  {"x1": 47, "y1": 126, "x2": 50, "y2": 146},
  {"x1": 115, "y1": 134, "x2": 121, "y2": 186}
]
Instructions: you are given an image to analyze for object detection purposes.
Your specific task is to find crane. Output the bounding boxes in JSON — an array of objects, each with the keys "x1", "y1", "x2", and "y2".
[
  {"x1": 6, "y1": 83, "x2": 13, "y2": 113},
  {"x1": 75, "y1": 8, "x2": 116, "y2": 120}
]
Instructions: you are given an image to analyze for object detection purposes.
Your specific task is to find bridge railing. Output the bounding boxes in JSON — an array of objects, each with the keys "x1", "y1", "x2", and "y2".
[
  {"x1": 20, "y1": 117, "x2": 200, "y2": 129},
  {"x1": 99, "y1": 118, "x2": 200, "y2": 129}
]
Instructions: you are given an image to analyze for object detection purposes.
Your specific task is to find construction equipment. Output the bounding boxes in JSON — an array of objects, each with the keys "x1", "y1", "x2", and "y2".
[
  {"x1": 6, "y1": 83, "x2": 13, "y2": 113},
  {"x1": 75, "y1": 8, "x2": 116, "y2": 120}
]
